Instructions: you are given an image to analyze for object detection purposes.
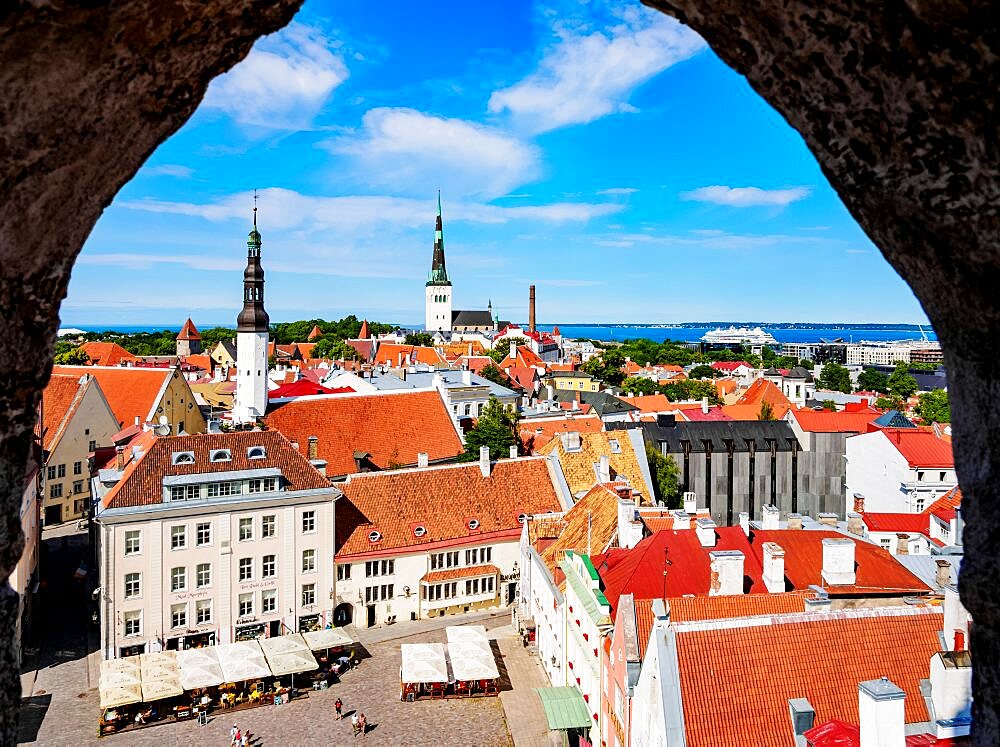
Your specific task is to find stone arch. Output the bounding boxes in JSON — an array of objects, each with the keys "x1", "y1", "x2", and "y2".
[{"x1": 1, "y1": 0, "x2": 998, "y2": 742}]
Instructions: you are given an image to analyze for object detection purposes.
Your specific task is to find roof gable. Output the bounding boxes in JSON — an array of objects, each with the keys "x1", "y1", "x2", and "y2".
[
  {"x1": 52, "y1": 365, "x2": 174, "y2": 428},
  {"x1": 79, "y1": 341, "x2": 137, "y2": 366}
]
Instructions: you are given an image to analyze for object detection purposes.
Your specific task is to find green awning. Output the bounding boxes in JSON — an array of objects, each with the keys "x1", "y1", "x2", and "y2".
[{"x1": 535, "y1": 686, "x2": 592, "y2": 730}]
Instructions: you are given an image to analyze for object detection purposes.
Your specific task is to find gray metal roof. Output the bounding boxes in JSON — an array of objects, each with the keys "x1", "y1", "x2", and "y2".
[
  {"x1": 611, "y1": 418, "x2": 798, "y2": 452},
  {"x1": 896, "y1": 554, "x2": 962, "y2": 590},
  {"x1": 451, "y1": 309, "x2": 495, "y2": 327},
  {"x1": 549, "y1": 389, "x2": 638, "y2": 416}
]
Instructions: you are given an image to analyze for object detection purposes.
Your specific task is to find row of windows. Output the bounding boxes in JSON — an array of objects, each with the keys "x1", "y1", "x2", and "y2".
[
  {"x1": 430, "y1": 547, "x2": 492, "y2": 570},
  {"x1": 171, "y1": 599, "x2": 213, "y2": 629},
  {"x1": 170, "y1": 446, "x2": 267, "y2": 466},
  {"x1": 49, "y1": 482, "x2": 84, "y2": 498},
  {"x1": 431, "y1": 294, "x2": 450, "y2": 303},
  {"x1": 124, "y1": 511, "x2": 316, "y2": 556},
  {"x1": 168, "y1": 477, "x2": 283, "y2": 503},
  {"x1": 423, "y1": 582, "x2": 458, "y2": 601},
  {"x1": 465, "y1": 576, "x2": 495, "y2": 596},
  {"x1": 365, "y1": 584, "x2": 393, "y2": 603},
  {"x1": 46, "y1": 459, "x2": 89, "y2": 481},
  {"x1": 365, "y1": 559, "x2": 394, "y2": 578}
]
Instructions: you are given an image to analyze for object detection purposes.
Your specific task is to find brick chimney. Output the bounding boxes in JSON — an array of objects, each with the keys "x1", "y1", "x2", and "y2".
[
  {"x1": 479, "y1": 445, "x2": 491, "y2": 478},
  {"x1": 895, "y1": 533, "x2": 910, "y2": 555},
  {"x1": 847, "y1": 512, "x2": 865, "y2": 536},
  {"x1": 853, "y1": 492, "x2": 866, "y2": 514},
  {"x1": 821, "y1": 538, "x2": 857, "y2": 586},
  {"x1": 786, "y1": 513, "x2": 803, "y2": 531},
  {"x1": 529, "y1": 284, "x2": 536, "y2": 333},
  {"x1": 695, "y1": 518, "x2": 717, "y2": 548},
  {"x1": 817, "y1": 512, "x2": 838, "y2": 527},
  {"x1": 307, "y1": 435, "x2": 318, "y2": 461},
  {"x1": 115, "y1": 445, "x2": 125, "y2": 471},
  {"x1": 417, "y1": 452, "x2": 429, "y2": 468},
  {"x1": 709, "y1": 550, "x2": 744, "y2": 596},
  {"x1": 935, "y1": 559, "x2": 952, "y2": 589},
  {"x1": 762, "y1": 542, "x2": 786, "y2": 593},
  {"x1": 683, "y1": 491, "x2": 697, "y2": 515},
  {"x1": 858, "y1": 677, "x2": 906, "y2": 747},
  {"x1": 762, "y1": 504, "x2": 780, "y2": 530}
]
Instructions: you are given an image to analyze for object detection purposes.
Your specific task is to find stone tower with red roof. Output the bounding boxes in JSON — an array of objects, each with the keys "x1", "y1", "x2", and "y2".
[{"x1": 176, "y1": 317, "x2": 202, "y2": 356}]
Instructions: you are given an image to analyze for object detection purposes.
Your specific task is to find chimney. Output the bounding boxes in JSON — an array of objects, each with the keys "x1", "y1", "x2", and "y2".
[
  {"x1": 546, "y1": 383, "x2": 555, "y2": 400},
  {"x1": 817, "y1": 512, "x2": 839, "y2": 527},
  {"x1": 762, "y1": 542, "x2": 786, "y2": 593},
  {"x1": 944, "y1": 584, "x2": 971, "y2": 651},
  {"x1": 709, "y1": 550, "x2": 744, "y2": 596},
  {"x1": 695, "y1": 518, "x2": 717, "y2": 548},
  {"x1": 847, "y1": 512, "x2": 865, "y2": 536},
  {"x1": 307, "y1": 435, "x2": 318, "y2": 461},
  {"x1": 701, "y1": 396, "x2": 709, "y2": 414},
  {"x1": 509, "y1": 445, "x2": 518, "y2": 459},
  {"x1": 115, "y1": 446, "x2": 125, "y2": 471},
  {"x1": 786, "y1": 513, "x2": 803, "y2": 531},
  {"x1": 479, "y1": 446, "x2": 491, "y2": 478},
  {"x1": 853, "y1": 492, "x2": 866, "y2": 514},
  {"x1": 788, "y1": 699, "x2": 816, "y2": 741},
  {"x1": 895, "y1": 533, "x2": 909, "y2": 555},
  {"x1": 805, "y1": 584, "x2": 831, "y2": 612},
  {"x1": 935, "y1": 559, "x2": 952, "y2": 589},
  {"x1": 671, "y1": 510, "x2": 691, "y2": 530},
  {"x1": 738, "y1": 511, "x2": 750, "y2": 535},
  {"x1": 509, "y1": 340, "x2": 517, "y2": 360},
  {"x1": 858, "y1": 678, "x2": 906, "y2": 747},
  {"x1": 562, "y1": 431, "x2": 581, "y2": 451},
  {"x1": 821, "y1": 537, "x2": 857, "y2": 586},
  {"x1": 598, "y1": 455, "x2": 611, "y2": 483},
  {"x1": 954, "y1": 505, "x2": 964, "y2": 547},
  {"x1": 310, "y1": 459, "x2": 327, "y2": 477},
  {"x1": 762, "y1": 504, "x2": 780, "y2": 530},
  {"x1": 929, "y1": 651, "x2": 973, "y2": 738},
  {"x1": 462, "y1": 369, "x2": 472, "y2": 385},
  {"x1": 529, "y1": 284, "x2": 536, "y2": 333},
  {"x1": 417, "y1": 452, "x2": 429, "y2": 468},
  {"x1": 683, "y1": 492, "x2": 697, "y2": 515}
]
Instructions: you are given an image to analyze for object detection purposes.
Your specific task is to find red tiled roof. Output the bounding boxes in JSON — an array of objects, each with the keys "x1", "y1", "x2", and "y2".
[
  {"x1": 373, "y1": 344, "x2": 447, "y2": 367},
  {"x1": 805, "y1": 719, "x2": 969, "y2": 746},
  {"x1": 633, "y1": 598, "x2": 657, "y2": 658},
  {"x1": 519, "y1": 415, "x2": 603, "y2": 454},
  {"x1": 40, "y1": 374, "x2": 86, "y2": 451},
  {"x1": 506, "y1": 366, "x2": 539, "y2": 392},
  {"x1": 737, "y1": 378, "x2": 791, "y2": 408},
  {"x1": 882, "y1": 429, "x2": 954, "y2": 467},
  {"x1": 664, "y1": 591, "x2": 808, "y2": 622},
  {"x1": 269, "y1": 380, "x2": 350, "y2": 399},
  {"x1": 619, "y1": 394, "x2": 673, "y2": 413},
  {"x1": 923, "y1": 487, "x2": 961, "y2": 520},
  {"x1": 679, "y1": 406, "x2": 734, "y2": 422},
  {"x1": 79, "y1": 341, "x2": 137, "y2": 366},
  {"x1": 712, "y1": 361, "x2": 752, "y2": 372},
  {"x1": 308, "y1": 324, "x2": 323, "y2": 341},
  {"x1": 357, "y1": 320, "x2": 370, "y2": 339},
  {"x1": 335, "y1": 459, "x2": 562, "y2": 559},
  {"x1": 264, "y1": 390, "x2": 463, "y2": 478},
  {"x1": 422, "y1": 564, "x2": 500, "y2": 583},
  {"x1": 183, "y1": 354, "x2": 213, "y2": 372},
  {"x1": 52, "y1": 365, "x2": 172, "y2": 428},
  {"x1": 861, "y1": 513, "x2": 931, "y2": 533},
  {"x1": 177, "y1": 318, "x2": 201, "y2": 340},
  {"x1": 791, "y1": 407, "x2": 882, "y2": 433},
  {"x1": 749, "y1": 529, "x2": 930, "y2": 595},
  {"x1": 675, "y1": 607, "x2": 945, "y2": 747},
  {"x1": 345, "y1": 339, "x2": 375, "y2": 362},
  {"x1": 102, "y1": 430, "x2": 330, "y2": 509}
]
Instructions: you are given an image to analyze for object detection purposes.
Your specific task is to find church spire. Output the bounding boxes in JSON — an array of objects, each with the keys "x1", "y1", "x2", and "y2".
[
  {"x1": 427, "y1": 190, "x2": 451, "y2": 287},
  {"x1": 237, "y1": 199, "x2": 268, "y2": 332}
]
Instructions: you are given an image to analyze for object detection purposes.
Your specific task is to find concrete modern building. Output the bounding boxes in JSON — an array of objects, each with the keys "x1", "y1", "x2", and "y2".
[{"x1": 94, "y1": 429, "x2": 338, "y2": 659}]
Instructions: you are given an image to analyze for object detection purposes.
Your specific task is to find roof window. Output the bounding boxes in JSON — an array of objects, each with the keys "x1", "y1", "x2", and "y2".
[
  {"x1": 368, "y1": 530, "x2": 383, "y2": 543},
  {"x1": 171, "y1": 451, "x2": 195, "y2": 465},
  {"x1": 609, "y1": 439, "x2": 621, "y2": 454},
  {"x1": 209, "y1": 449, "x2": 232, "y2": 463},
  {"x1": 517, "y1": 513, "x2": 528, "y2": 525},
  {"x1": 247, "y1": 446, "x2": 267, "y2": 460},
  {"x1": 414, "y1": 526, "x2": 427, "y2": 538},
  {"x1": 467, "y1": 518, "x2": 480, "y2": 530}
]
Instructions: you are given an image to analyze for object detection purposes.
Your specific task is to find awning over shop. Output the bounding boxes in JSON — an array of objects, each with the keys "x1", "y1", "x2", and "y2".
[
  {"x1": 535, "y1": 687, "x2": 592, "y2": 730},
  {"x1": 445, "y1": 626, "x2": 499, "y2": 681},
  {"x1": 138, "y1": 650, "x2": 183, "y2": 702},
  {"x1": 140, "y1": 675, "x2": 184, "y2": 703},
  {"x1": 176, "y1": 646, "x2": 225, "y2": 690},
  {"x1": 99, "y1": 683, "x2": 143, "y2": 709},
  {"x1": 400, "y1": 643, "x2": 449, "y2": 684},
  {"x1": 99, "y1": 657, "x2": 142, "y2": 708},
  {"x1": 259, "y1": 633, "x2": 319, "y2": 676},
  {"x1": 216, "y1": 640, "x2": 271, "y2": 683},
  {"x1": 302, "y1": 627, "x2": 353, "y2": 651}
]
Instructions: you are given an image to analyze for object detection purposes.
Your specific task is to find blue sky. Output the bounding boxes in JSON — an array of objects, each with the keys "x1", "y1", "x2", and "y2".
[{"x1": 65, "y1": 0, "x2": 930, "y2": 328}]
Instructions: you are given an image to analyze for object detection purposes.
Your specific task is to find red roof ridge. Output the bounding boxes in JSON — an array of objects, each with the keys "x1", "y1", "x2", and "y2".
[{"x1": 177, "y1": 318, "x2": 201, "y2": 340}]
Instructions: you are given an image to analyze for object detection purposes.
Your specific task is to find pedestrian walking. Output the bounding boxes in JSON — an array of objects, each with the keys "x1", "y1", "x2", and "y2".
[
  {"x1": 351, "y1": 712, "x2": 360, "y2": 738},
  {"x1": 334, "y1": 697, "x2": 343, "y2": 719},
  {"x1": 232, "y1": 726, "x2": 241, "y2": 746},
  {"x1": 230, "y1": 725, "x2": 239, "y2": 745},
  {"x1": 358, "y1": 712, "x2": 367, "y2": 738},
  {"x1": 240, "y1": 729, "x2": 250, "y2": 747}
]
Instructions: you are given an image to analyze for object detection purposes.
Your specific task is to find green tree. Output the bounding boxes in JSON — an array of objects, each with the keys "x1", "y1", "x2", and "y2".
[
  {"x1": 856, "y1": 369, "x2": 889, "y2": 393},
  {"x1": 821, "y1": 399, "x2": 837, "y2": 411},
  {"x1": 489, "y1": 336, "x2": 528, "y2": 364},
  {"x1": 645, "y1": 443, "x2": 681, "y2": 507},
  {"x1": 582, "y1": 348, "x2": 626, "y2": 386},
  {"x1": 915, "y1": 389, "x2": 950, "y2": 423},
  {"x1": 199, "y1": 327, "x2": 236, "y2": 349},
  {"x1": 659, "y1": 380, "x2": 723, "y2": 405},
  {"x1": 687, "y1": 364, "x2": 720, "y2": 380},
  {"x1": 460, "y1": 397, "x2": 522, "y2": 461},
  {"x1": 54, "y1": 347, "x2": 90, "y2": 365},
  {"x1": 875, "y1": 395, "x2": 904, "y2": 411},
  {"x1": 620, "y1": 377, "x2": 657, "y2": 395},
  {"x1": 758, "y1": 401, "x2": 774, "y2": 421},
  {"x1": 887, "y1": 364, "x2": 919, "y2": 399},
  {"x1": 817, "y1": 362, "x2": 853, "y2": 393},
  {"x1": 479, "y1": 363, "x2": 510, "y2": 388},
  {"x1": 312, "y1": 337, "x2": 359, "y2": 361},
  {"x1": 405, "y1": 332, "x2": 435, "y2": 347}
]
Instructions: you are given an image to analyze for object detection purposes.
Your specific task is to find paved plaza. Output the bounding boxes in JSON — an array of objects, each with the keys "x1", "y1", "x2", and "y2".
[{"x1": 19, "y1": 596, "x2": 557, "y2": 746}]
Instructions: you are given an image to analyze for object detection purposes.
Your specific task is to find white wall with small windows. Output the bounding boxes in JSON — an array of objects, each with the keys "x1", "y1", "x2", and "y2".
[{"x1": 98, "y1": 491, "x2": 338, "y2": 659}]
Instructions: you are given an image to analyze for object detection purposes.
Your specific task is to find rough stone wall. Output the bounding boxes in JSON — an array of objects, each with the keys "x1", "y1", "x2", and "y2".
[
  {"x1": 0, "y1": 1, "x2": 302, "y2": 741},
  {"x1": 644, "y1": 1, "x2": 998, "y2": 740}
]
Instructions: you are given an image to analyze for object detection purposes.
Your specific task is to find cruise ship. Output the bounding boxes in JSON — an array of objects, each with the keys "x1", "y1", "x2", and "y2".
[{"x1": 701, "y1": 326, "x2": 778, "y2": 345}]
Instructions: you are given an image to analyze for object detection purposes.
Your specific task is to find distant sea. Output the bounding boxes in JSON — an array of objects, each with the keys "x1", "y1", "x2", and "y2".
[{"x1": 65, "y1": 322, "x2": 936, "y2": 345}]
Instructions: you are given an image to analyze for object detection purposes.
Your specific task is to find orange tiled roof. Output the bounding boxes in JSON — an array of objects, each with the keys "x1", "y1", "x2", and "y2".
[
  {"x1": 519, "y1": 415, "x2": 603, "y2": 454},
  {"x1": 537, "y1": 430, "x2": 649, "y2": 501},
  {"x1": 335, "y1": 459, "x2": 562, "y2": 559},
  {"x1": 737, "y1": 378, "x2": 791, "y2": 408},
  {"x1": 715, "y1": 379, "x2": 737, "y2": 396},
  {"x1": 52, "y1": 365, "x2": 172, "y2": 428},
  {"x1": 536, "y1": 483, "x2": 623, "y2": 582},
  {"x1": 102, "y1": 430, "x2": 330, "y2": 509},
  {"x1": 923, "y1": 487, "x2": 961, "y2": 518},
  {"x1": 619, "y1": 394, "x2": 674, "y2": 413},
  {"x1": 373, "y1": 344, "x2": 447, "y2": 367},
  {"x1": 665, "y1": 592, "x2": 808, "y2": 622},
  {"x1": 308, "y1": 324, "x2": 323, "y2": 341},
  {"x1": 177, "y1": 318, "x2": 201, "y2": 341},
  {"x1": 721, "y1": 403, "x2": 792, "y2": 421},
  {"x1": 183, "y1": 354, "x2": 213, "y2": 372},
  {"x1": 264, "y1": 390, "x2": 463, "y2": 478},
  {"x1": 498, "y1": 345, "x2": 543, "y2": 370},
  {"x1": 422, "y1": 564, "x2": 500, "y2": 583},
  {"x1": 791, "y1": 407, "x2": 881, "y2": 433},
  {"x1": 295, "y1": 342, "x2": 318, "y2": 359},
  {"x1": 79, "y1": 341, "x2": 137, "y2": 366},
  {"x1": 40, "y1": 374, "x2": 86, "y2": 450},
  {"x1": 675, "y1": 607, "x2": 944, "y2": 747}
]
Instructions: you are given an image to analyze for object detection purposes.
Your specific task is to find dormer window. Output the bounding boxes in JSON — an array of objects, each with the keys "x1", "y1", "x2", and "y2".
[
  {"x1": 247, "y1": 446, "x2": 267, "y2": 460},
  {"x1": 517, "y1": 513, "x2": 528, "y2": 525},
  {"x1": 210, "y1": 449, "x2": 232, "y2": 463},
  {"x1": 467, "y1": 519, "x2": 480, "y2": 531},
  {"x1": 171, "y1": 451, "x2": 195, "y2": 466},
  {"x1": 368, "y1": 530, "x2": 383, "y2": 543},
  {"x1": 414, "y1": 526, "x2": 427, "y2": 538},
  {"x1": 609, "y1": 439, "x2": 621, "y2": 454}
]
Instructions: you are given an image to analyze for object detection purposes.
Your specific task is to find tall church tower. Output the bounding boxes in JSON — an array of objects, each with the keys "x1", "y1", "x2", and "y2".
[
  {"x1": 424, "y1": 192, "x2": 453, "y2": 332},
  {"x1": 233, "y1": 203, "x2": 269, "y2": 424}
]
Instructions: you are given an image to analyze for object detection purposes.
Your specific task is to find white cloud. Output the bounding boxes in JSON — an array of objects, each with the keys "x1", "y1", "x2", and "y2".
[
  {"x1": 679, "y1": 185, "x2": 811, "y2": 207},
  {"x1": 77, "y1": 252, "x2": 415, "y2": 279},
  {"x1": 144, "y1": 164, "x2": 194, "y2": 178},
  {"x1": 597, "y1": 187, "x2": 638, "y2": 195},
  {"x1": 327, "y1": 108, "x2": 540, "y2": 199},
  {"x1": 596, "y1": 229, "x2": 836, "y2": 251},
  {"x1": 488, "y1": 9, "x2": 704, "y2": 133},
  {"x1": 202, "y1": 22, "x2": 348, "y2": 129}
]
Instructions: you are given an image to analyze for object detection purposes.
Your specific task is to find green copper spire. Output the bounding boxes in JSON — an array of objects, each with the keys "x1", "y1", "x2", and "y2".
[
  {"x1": 427, "y1": 190, "x2": 451, "y2": 286},
  {"x1": 247, "y1": 189, "x2": 262, "y2": 254}
]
